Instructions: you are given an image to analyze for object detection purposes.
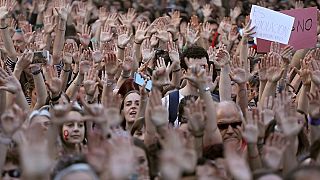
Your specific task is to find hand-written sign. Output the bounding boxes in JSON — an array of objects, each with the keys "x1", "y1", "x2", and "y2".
[
  {"x1": 250, "y1": 5, "x2": 295, "y2": 44},
  {"x1": 257, "y1": 7, "x2": 318, "y2": 52}
]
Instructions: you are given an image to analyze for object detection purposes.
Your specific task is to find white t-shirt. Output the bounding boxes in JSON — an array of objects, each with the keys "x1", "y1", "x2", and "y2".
[{"x1": 161, "y1": 90, "x2": 184, "y2": 127}]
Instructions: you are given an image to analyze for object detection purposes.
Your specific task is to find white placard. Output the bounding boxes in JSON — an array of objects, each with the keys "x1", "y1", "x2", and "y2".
[{"x1": 250, "y1": 5, "x2": 295, "y2": 44}]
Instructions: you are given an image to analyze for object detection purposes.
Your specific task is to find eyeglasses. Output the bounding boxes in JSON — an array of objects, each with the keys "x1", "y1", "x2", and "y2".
[
  {"x1": 217, "y1": 122, "x2": 242, "y2": 130},
  {"x1": 2, "y1": 169, "x2": 21, "y2": 178}
]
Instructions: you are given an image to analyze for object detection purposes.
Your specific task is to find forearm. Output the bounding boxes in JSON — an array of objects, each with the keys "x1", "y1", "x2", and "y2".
[
  {"x1": 260, "y1": 82, "x2": 277, "y2": 107},
  {"x1": 134, "y1": 42, "x2": 142, "y2": 63},
  {"x1": 236, "y1": 83, "x2": 248, "y2": 117},
  {"x1": 6, "y1": 89, "x2": 29, "y2": 111},
  {"x1": 52, "y1": 19, "x2": 66, "y2": 65},
  {"x1": 194, "y1": 137, "x2": 203, "y2": 159},
  {"x1": 247, "y1": 143, "x2": 262, "y2": 171},
  {"x1": 219, "y1": 65, "x2": 232, "y2": 101},
  {"x1": 116, "y1": 72, "x2": 130, "y2": 89},
  {"x1": 240, "y1": 39, "x2": 249, "y2": 73},
  {"x1": 0, "y1": 19, "x2": 17, "y2": 60},
  {"x1": 171, "y1": 69, "x2": 182, "y2": 89},
  {"x1": 258, "y1": 80, "x2": 267, "y2": 102},
  {"x1": 282, "y1": 137, "x2": 298, "y2": 174},
  {"x1": 200, "y1": 90, "x2": 222, "y2": 146},
  {"x1": 36, "y1": 12, "x2": 43, "y2": 25},
  {"x1": 0, "y1": 143, "x2": 8, "y2": 174},
  {"x1": 144, "y1": 102, "x2": 158, "y2": 147},
  {"x1": 297, "y1": 84, "x2": 310, "y2": 114},
  {"x1": 61, "y1": 64, "x2": 71, "y2": 91},
  {"x1": 44, "y1": 33, "x2": 52, "y2": 51},
  {"x1": 66, "y1": 74, "x2": 83, "y2": 100},
  {"x1": 32, "y1": 72, "x2": 48, "y2": 110},
  {"x1": 0, "y1": 90, "x2": 6, "y2": 115},
  {"x1": 117, "y1": 48, "x2": 125, "y2": 62}
]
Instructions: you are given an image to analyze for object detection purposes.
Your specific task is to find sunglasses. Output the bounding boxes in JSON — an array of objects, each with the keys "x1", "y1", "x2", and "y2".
[
  {"x1": 217, "y1": 122, "x2": 242, "y2": 130},
  {"x1": 2, "y1": 169, "x2": 21, "y2": 178}
]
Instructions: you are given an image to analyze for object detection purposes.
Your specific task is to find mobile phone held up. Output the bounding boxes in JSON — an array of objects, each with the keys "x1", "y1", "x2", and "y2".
[
  {"x1": 32, "y1": 50, "x2": 50, "y2": 64},
  {"x1": 134, "y1": 72, "x2": 152, "y2": 91}
]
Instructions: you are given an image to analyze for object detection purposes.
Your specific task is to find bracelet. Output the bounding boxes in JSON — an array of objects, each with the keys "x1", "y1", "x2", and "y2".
[
  {"x1": 308, "y1": 116, "x2": 320, "y2": 126},
  {"x1": 121, "y1": 73, "x2": 130, "y2": 78},
  {"x1": 134, "y1": 41, "x2": 142, "y2": 44},
  {"x1": 0, "y1": 26, "x2": 8, "y2": 29},
  {"x1": 58, "y1": 28, "x2": 66, "y2": 31},
  {"x1": 63, "y1": 68, "x2": 71, "y2": 72},
  {"x1": 32, "y1": 69, "x2": 42, "y2": 75},
  {"x1": 172, "y1": 68, "x2": 181, "y2": 72},
  {"x1": 50, "y1": 92, "x2": 62, "y2": 102},
  {"x1": 173, "y1": 38, "x2": 178, "y2": 42},
  {"x1": 117, "y1": 45, "x2": 125, "y2": 50}
]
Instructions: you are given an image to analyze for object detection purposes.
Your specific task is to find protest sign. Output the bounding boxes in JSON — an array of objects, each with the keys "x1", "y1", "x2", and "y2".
[
  {"x1": 257, "y1": 7, "x2": 317, "y2": 52},
  {"x1": 250, "y1": 5, "x2": 295, "y2": 44}
]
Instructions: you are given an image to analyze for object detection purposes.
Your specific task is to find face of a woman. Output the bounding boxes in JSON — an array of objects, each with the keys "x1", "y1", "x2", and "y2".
[
  {"x1": 62, "y1": 112, "x2": 85, "y2": 144},
  {"x1": 123, "y1": 92, "x2": 140, "y2": 124},
  {"x1": 133, "y1": 146, "x2": 149, "y2": 179}
]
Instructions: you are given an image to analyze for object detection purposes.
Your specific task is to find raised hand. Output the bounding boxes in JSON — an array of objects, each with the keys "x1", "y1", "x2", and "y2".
[
  {"x1": 141, "y1": 38, "x2": 155, "y2": 63},
  {"x1": 294, "y1": 58, "x2": 312, "y2": 86},
  {"x1": 186, "y1": 23, "x2": 199, "y2": 45},
  {"x1": 229, "y1": 55, "x2": 249, "y2": 85},
  {"x1": 152, "y1": 57, "x2": 172, "y2": 87},
  {"x1": 78, "y1": 24, "x2": 92, "y2": 47},
  {"x1": 149, "y1": 88, "x2": 168, "y2": 127},
  {"x1": 263, "y1": 133, "x2": 289, "y2": 170},
  {"x1": 274, "y1": 92, "x2": 303, "y2": 137},
  {"x1": 119, "y1": 8, "x2": 136, "y2": 28},
  {"x1": 43, "y1": 16, "x2": 56, "y2": 35},
  {"x1": 248, "y1": 47, "x2": 257, "y2": 61},
  {"x1": 63, "y1": 43, "x2": 73, "y2": 64},
  {"x1": 0, "y1": 67, "x2": 22, "y2": 94},
  {"x1": 225, "y1": 143, "x2": 251, "y2": 180},
  {"x1": 202, "y1": 4, "x2": 212, "y2": 18},
  {"x1": 280, "y1": 45, "x2": 294, "y2": 64},
  {"x1": 169, "y1": 11, "x2": 181, "y2": 30},
  {"x1": 54, "y1": 0, "x2": 70, "y2": 21},
  {"x1": 44, "y1": 65, "x2": 62, "y2": 97},
  {"x1": 230, "y1": 6, "x2": 241, "y2": 21},
  {"x1": 83, "y1": 67, "x2": 98, "y2": 96},
  {"x1": 309, "y1": 59, "x2": 320, "y2": 86},
  {"x1": 182, "y1": 64, "x2": 208, "y2": 90},
  {"x1": 0, "y1": 0, "x2": 16, "y2": 20},
  {"x1": 260, "y1": 96, "x2": 275, "y2": 126},
  {"x1": 307, "y1": 90, "x2": 320, "y2": 119},
  {"x1": 185, "y1": 98, "x2": 205, "y2": 137},
  {"x1": 200, "y1": 22, "x2": 213, "y2": 40},
  {"x1": 214, "y1": 45, "x2": 230, "y2": 68},
  {"x1": 228, "y1": 25, "x2": 239, "y2": 42},
  {"x1": 1, "y1": 103, "x2": 25, "y2": 137},
  {"x1": 100, "y1": 23, "x2": 113, "y2": 42},
  {"x1": 265, "y1": 53, "x2": 284, "y2": 82},
  {"x1": 117, "y1": 26, "x2": 132, "y2": 49},
  {"x1": 242, "y1": 109, "x2": 259, "y2": 144},
  {"x1": 258, "y1": 55, "x2": 267, "y2": 81},
  {"x1": 189, "y1": 0, "x2": 200, "y2": 11},
  {"x1": 91, "y1": 41, "x2": 103, "y2": 63},
  {"x1": 15, "y1": 50, "x2": 34, "y2": 71},
  {"x1": 167, "y1": 41, "x2": 179, "y2": 63},
  {"x1": 135, "y1": 21, "x2": 149, "y2": 44},
  {"x1": 104, "y1": 53, "x2": 119, "y2": 77},
  {"x1": 106, "y1": 13, "x2": 118, "y2": 27},
  {"x1": 242, "y1": 19, "x2": 255, "y2": 40},
  {"x1": 155, "y1": 19, "x2": 170, "y2": 42}
]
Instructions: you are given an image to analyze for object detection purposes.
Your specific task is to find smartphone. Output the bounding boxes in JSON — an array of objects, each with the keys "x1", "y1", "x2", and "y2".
[
  {"x1": 134, "y1": 72, "x2": 152, "y2": 91},
  {"x1": 32, "y1": 50, "x2": 50, "y2": 64}
]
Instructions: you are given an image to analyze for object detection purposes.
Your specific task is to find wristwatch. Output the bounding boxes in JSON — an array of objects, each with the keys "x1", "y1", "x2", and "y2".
[{"x1": 203, "y1": 86, "x2": 210, "y2": 92}]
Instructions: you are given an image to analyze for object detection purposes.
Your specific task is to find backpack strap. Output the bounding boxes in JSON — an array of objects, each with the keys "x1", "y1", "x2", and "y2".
[{"x1": 168, "y1": 90, "x2": 180, "y2": 125}]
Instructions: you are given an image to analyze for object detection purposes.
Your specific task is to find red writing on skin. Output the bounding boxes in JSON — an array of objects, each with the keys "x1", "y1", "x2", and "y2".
[{"x1": 64, "y1": 130, "x2": 69, "y2": 140}]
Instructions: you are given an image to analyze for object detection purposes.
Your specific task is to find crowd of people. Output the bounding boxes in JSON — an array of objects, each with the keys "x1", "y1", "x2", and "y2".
[{"x1": 0, "y1": 0, "x2": 320, "y2": 179}]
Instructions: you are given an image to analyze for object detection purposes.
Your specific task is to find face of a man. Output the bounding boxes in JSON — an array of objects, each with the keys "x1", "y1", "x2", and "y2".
[{"x1": 217, "y1": 102, "x2": 243, "y2": 147}]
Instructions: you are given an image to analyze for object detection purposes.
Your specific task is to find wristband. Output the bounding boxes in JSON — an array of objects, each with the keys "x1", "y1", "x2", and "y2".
[
  {"x1": 50, "y1": 93, "x2": 62, "y2": 102},
  {"x1": 0, "y1": 26, "x2": 8, "y2": 29},
  {"x1": 172, "y1": 68, "x2": 181, "y2": 72},
  {"x1": 134, "y1": 41, "x2": 142, "y2": 44},
  {"x1": 308, "y1": 116, "x2": 320, "y2": 126},
  {"x1": 32, "y1": 69, "x2": 42, "y2": 75},
  {"x1": 63, "y1": 68, "x2": 71, "y2": 72},
  {"x1": 117, "y1": 45, "x2": 125, "y2": 50}
]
